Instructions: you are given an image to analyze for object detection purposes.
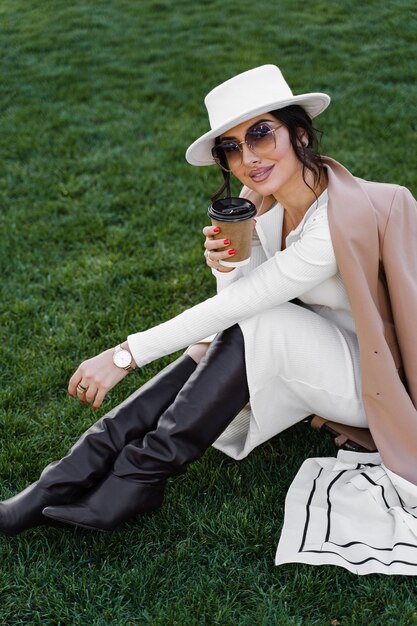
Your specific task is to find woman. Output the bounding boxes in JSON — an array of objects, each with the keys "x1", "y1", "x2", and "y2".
[{"x1": 1, "y1": 64, "x2": 416, "y2": 535}]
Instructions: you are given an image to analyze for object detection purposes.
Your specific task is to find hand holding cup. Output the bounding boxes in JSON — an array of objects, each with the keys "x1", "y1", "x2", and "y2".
[{"x1": 203, "y1": 224, "x2": 237, "y2": 272}]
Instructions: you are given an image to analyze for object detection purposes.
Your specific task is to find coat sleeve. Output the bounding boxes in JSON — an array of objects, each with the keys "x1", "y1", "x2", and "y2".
[{"x1": 381, "y1": 185, "x2": 417, "y2": 406}]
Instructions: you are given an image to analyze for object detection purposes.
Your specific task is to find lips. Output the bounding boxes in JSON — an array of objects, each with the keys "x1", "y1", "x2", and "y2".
[{"x1": 249, "y1": 165, "x2": 274, "y2": 183}]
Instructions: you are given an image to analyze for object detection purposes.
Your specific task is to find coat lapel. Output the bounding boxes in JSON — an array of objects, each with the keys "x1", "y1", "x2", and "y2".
[{"x1": 324, "y1": 157, "x2": 380, "y2": 315}]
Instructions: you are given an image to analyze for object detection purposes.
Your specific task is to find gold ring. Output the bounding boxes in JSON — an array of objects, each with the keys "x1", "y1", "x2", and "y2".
[{"x1": 77, "y1": 383, "x2": 88, "y2": 392}]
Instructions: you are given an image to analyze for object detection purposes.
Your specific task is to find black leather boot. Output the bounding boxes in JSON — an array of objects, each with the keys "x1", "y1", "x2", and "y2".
[
  {"x1": 0, "y1": 354, "x2": 196, "y2": 535},
  {"x1": 43, "y1": 324, "x2": 249, "y2": 531}
]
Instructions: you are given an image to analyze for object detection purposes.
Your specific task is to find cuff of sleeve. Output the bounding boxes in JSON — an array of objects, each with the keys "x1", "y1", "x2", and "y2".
[
  {"x1": 211, "y1": 267, "x2": 238, "y2": 280},
  {"x1": 127, "y1": 336, "x2": 145, "y2": 368}
]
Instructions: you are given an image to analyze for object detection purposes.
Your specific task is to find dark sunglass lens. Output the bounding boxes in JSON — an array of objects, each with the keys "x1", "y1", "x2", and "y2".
[
  {"x1": 219, "y1": 141, "x2": 240, "y2": 155},
  {"x1": 217, "y1": 141, "x2": 241, "y2": 169},
  {"x1": 212, "y1": 146, "x2": 231, "y2": 171},
  {"x1": 247, "y1": 123, "x2": 274, "y2": 152}
]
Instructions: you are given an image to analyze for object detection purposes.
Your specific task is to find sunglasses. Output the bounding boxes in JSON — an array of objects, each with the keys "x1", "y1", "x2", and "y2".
[{"x1": 211, "y1": 121, "x2": 283, "y2": 172}]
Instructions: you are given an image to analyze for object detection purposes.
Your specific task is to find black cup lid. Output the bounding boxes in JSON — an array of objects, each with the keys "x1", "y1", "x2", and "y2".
[{"x1": 207, "y1": 197, "x2": 257, "y2": 222}]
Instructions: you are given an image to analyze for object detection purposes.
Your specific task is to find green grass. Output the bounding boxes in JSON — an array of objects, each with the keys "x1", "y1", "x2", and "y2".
[{"x1": 0, "y1": 0, "x2": 417, "y2": 624}]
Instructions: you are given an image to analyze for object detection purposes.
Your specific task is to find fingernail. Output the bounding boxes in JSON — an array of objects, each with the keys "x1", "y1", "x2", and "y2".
[
  {"x1": 93, "y1": 406, "x2": 98, "y2": 410},
  {"x1": 213, "y1": 227, "x2": 220, "y2": 233},
  {"x1": 68, "y1": 393, "x2": 74, "y2": 397},
  {"x1": 228, "y1": 249, "x2": 236, "y2": 256},
  {"x1": 80, "y1": 398, "x2": 84, "y2": 403},
  {"x1": 223, "y1": 239, "x2": 230, "y2": 246}
]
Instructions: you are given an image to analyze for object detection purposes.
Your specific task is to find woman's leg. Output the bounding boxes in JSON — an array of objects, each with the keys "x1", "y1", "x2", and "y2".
[
  {"x1": 0, "y1": 353, "x2": 197, "y2": 536},
  {"x1": 43, "y1": 324, "x2": 249, "y2": 531}
]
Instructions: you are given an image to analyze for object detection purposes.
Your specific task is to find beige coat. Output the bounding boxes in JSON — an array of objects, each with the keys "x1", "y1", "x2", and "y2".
[
  {"x1": 327, "y1": 157, "x2": 417, "y2": 484},
  {"x1": 245, "y1": 157, "x2": 417, "y2": 484}
]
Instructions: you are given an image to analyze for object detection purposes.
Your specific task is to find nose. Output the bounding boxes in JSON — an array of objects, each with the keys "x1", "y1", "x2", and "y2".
[{"x1": 241, "y1": 142, "x2": 260, "y2": 165}]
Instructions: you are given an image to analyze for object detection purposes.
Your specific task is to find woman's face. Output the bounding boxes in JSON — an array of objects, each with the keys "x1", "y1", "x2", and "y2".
[{"x1": 218, "y1": 114, "x2": 304, "y2": 199}]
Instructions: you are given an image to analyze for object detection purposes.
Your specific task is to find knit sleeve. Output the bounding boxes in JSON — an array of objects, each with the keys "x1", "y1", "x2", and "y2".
[
  {"x1": 128, "y1": 208, "x2": 337, "y2": 367},
  {"x1": 212, "y1": 266, "x2": 242, "y2": 292}
]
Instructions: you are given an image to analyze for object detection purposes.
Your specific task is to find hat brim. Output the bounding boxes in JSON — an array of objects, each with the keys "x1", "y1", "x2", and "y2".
[{"x1": 185, "y1": 92, "x2": 330, "y2": 166}]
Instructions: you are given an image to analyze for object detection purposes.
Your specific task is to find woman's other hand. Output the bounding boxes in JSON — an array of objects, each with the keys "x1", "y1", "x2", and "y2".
[
  {"x1": 68, "y1": 347, "x2": 131, "y2": 409},
  {"x1": 203, "y1": 225, "x2": 236, "y2": 273}
]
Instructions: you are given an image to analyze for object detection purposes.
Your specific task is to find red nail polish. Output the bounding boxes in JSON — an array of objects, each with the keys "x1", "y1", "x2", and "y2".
[
  {"x1": 93, "y1": 406, "x2": 98, "y2": 410},
  {"x1": 228, "y1": 249, "x2": 236, "y2": 256},
  {"x1": 213, "y1": 227, "x2": 220, "y2": 233},
  {"x1": 69, "y1": 393, "x2": 74, "y2": 397},
  {"x1": 80, "y1": 398, "x2": 84, "y2": 403},
  {"x1": 223, "y1": 239, "x2": 230, "y2": 246}
]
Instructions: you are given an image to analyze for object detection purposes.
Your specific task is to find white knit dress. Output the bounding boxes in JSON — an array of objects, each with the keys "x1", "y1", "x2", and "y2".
[{"x1": 128, "y1": 191, "x2": 367, "y2": 461}]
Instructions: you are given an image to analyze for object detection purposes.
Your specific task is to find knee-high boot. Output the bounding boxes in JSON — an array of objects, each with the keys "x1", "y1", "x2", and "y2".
[
  {"x1": 43, "y1": 324, "x2": 249, "y2": 531},
  {"x1": 0, "y1": 354, "x2": 197, "y2": 535}
]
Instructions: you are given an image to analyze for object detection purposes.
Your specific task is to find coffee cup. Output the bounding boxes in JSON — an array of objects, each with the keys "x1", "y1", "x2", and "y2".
[{"x1": 207, "y1": 197, "x2": 257, "y2": 267}]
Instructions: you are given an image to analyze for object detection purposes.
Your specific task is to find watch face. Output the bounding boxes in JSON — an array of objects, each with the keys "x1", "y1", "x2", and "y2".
[{"x1": 114, "y1": 349, "x2": 132, "y2": 368}]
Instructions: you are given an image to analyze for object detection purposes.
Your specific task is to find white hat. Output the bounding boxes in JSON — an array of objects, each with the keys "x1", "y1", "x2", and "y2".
[{"x1": 186, "y1": 64, "x2": 330, "y2": 166}]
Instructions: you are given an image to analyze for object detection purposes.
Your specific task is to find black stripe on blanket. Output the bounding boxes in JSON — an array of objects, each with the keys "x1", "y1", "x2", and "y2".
[{"x1": 298, "y1": 463, "x2": 417, "y2": 568}]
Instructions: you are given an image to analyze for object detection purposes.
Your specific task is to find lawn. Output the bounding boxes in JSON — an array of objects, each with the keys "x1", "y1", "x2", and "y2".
[{"x1": 0, "y1": 0, "x2": 417, "y2": 624}]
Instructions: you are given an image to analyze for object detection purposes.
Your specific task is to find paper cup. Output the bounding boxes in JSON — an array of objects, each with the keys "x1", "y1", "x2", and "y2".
[{"x1": 207, "y1": 197, "x2": 257, "y2": 267}]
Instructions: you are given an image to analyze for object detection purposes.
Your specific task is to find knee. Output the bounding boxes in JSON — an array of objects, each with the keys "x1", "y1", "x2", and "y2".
[{"x1": 186, "y1": 342, "x2": 210, "y2": 364}]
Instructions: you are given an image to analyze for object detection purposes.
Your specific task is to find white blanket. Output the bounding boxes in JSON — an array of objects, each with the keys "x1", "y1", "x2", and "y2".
[{"x1": 275, "y1": 451, "x2": 417, "y2": 575}]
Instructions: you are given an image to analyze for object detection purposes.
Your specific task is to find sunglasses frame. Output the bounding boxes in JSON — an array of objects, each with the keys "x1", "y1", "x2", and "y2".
[{"x1": 212, "y1": 122, "x2": 283, "y2": 172}]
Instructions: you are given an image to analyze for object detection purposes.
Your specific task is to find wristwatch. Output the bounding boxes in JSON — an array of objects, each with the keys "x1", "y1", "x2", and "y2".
[{"x1": 113, "y1": 344, "x2": 135, "y2": 372}]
